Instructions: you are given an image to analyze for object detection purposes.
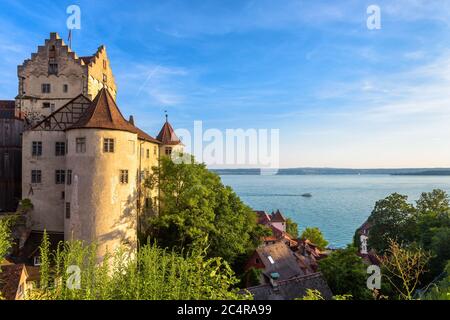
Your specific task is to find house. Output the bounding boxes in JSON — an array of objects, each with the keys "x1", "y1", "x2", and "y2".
[
  {"x1": 255, "y1": 209, "x2": 287, "y2": 233},
  {"x1": 244, "y1": 272, "x2": 333, "y2": 300},
  {"x1": 0, "y1": 263, "x2": 24, "y2": 300},
  {"x1": 15, "y1": 265, "x2": 40, "y2": 300},
  {"x1": 245, "y1": 241, "x2": 314, "y2": 286}
]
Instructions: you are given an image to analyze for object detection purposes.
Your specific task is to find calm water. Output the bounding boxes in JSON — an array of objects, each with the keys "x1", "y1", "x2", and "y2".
[{"x1": 220, "y1": 175, "x2": 450, "y2": 248}]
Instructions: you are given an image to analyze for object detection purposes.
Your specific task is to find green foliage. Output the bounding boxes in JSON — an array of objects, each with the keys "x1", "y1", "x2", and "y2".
[
  {"x1": 296, "y1": 289, "x2": 353, "y2": 300},
  {"x1": 300, "y1": 227, "x2": 328, "y2": 250},
  {"x1": 242, "y1": 267, "x2": 262, "y2": 287},
  {"x1": 318, "y1": 246, "x2": 372, "y2": 300},
  {"x1": 366, "y1": 193, "x2": 418, "y2": 253},
  {"x1": 286, "y1": 218, "x2": 299, "y2": 238},
  {"x1": 145, "y1": 156, "x2": 266, "y2": 265},
  {"x1": 29, "y1": 238, "x2": 250, "y2": 300},
  {"x1": 0, "y1": 216, "x2": 14, "y2": 260},
  {"x1": 424, "y1": 261, "x2": 450, "y2": 300}
]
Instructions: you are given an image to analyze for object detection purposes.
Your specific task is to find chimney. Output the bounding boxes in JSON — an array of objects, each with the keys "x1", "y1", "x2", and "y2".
[
  {"x1": 269, "y1": 272, "x2": 280, "y2": 292},
  {"x1": 129, "y1": 115, "x2": 134, "y2": 125}
]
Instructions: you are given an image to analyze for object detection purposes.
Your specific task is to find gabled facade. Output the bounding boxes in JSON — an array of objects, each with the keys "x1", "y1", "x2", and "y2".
[{"x1": 17, "y1": 32, "x2": 117, "y2": 125}]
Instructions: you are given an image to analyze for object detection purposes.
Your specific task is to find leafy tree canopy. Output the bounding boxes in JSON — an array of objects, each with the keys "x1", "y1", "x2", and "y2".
[
  {"x1": 300, "y1": 227, "x2": 328, "y2": 250},
  {"x1": 145, "y1": 156, "x2": 268, "y2": 265}
]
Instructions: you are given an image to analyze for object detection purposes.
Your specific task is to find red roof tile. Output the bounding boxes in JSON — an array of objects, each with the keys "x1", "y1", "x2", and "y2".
[
  {"x1": 157, "y1": 119, "x2": 181, "y2": 145},
  {"x1": 67, "y1": 88, "x2": 159, "y2": 143}
]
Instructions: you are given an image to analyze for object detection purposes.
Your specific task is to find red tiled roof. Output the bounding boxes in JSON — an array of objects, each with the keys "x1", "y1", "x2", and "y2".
[
  {"x1": 0, "y1": 264, "x2": 24, "y2": 300},
  {"x1": 157, "y1": 119, "x2": 181, "y2": 145},
  {"x1": 80, "y1": 56, "x2": 94, "y2": 65},
  {"x1": 271, "y1": 210, "x2": 286, "y2": 223},
  {"x1": 67, "y1": 88, "x2": 159, "y2": 143}
]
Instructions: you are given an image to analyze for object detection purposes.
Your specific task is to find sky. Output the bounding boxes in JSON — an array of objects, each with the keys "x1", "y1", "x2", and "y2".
[{"x1": 0, "y1": 0, "x2": 450, "y2": 168}]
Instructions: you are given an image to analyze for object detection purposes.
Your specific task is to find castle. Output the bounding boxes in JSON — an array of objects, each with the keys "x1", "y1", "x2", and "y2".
[{"x1": 0, "y1": 32, "x2": 183, "y2": 259}]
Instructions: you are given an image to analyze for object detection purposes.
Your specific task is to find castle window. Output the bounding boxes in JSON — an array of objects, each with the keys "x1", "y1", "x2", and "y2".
[
  {"x1": 120, "y1": 170, "x2": 129, "y2": 184},
  {"x1": 55, "y1": 170, "x2": 65, "y2": 184},
  {"x1": 61, "y1": 191, "x2": 65, "y2": 199},
  {"x1": 76, "y1": 138, "x2": 86, "y2": 153},
  {"x1": 49, "y1": 45, "x2": 56, "y2": 59},
  {"x1": 55, "y1": 142, "x2": 66, "y2": 156},
  {"x1": 146, "y1": 149, "x2": 150, "y2": 159},
  {"x1": 31, "y1": 170, "x2": 42, "y2": 184},
  {"x1": 103, "y1": 138, "x2": 114, "y2": 153},
  {"x1": 32, "y1": 141, "x2": 42, "y2": 156},
  {"x1": 103, "y1": 60, "x2": 107, "y2": 69},
  {"x1": 42, "y1": 102, "x2": 50, "y2": 109},
  {"x1": 165, "y1": 147, "x2": 172, "y2": 156},
  {"x1": 102, "y1": 73, "x2": 107, "y2": 83},
  {"x1": 67, "y1": 170, "x2": 72, "y2": 185},
  {"x1": 48, "y1": 63, "x2": 58, "y2": 75},
  {"x1": 41, "y1": 83, "x2": 51, "y2": 93},
  {"x1": 154, "y1": 146, "x2": 157, "y2": 155},
  {"x1": 63, "y1": 84, "x2": 68, "y2": 93},
  {"x1": 145, "y1": 198, "x2": 151, "y2": 209},
  {"x1": 33, "y1": 256, "x2": 41, "y2": 266},
  {"x1": 65, "y1": 202, "x2": 71, "y2": 219}
]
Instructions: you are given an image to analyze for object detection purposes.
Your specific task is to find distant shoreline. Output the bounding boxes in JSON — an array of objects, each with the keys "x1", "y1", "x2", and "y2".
[{"x1": 212, "y1": 168, "x2": 450, "y2": 176}]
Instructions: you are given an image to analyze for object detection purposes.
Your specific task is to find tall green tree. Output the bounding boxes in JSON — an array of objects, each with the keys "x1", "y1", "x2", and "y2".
[
  {"x1": 318, "y1": 246, "x2": 372, "y2": 300},
  {"x1": 145, "y1": 156, "x2": 268, "y2": 265},
  {"x1": 300, "y1": 227, "x2": 328, "y2": 250},
  {"x1": 286, "y1": 218, "x2": 299, "y2": 238},
  {"x1": 366, "y1": 193, "x2": 418, "y2": 253}
]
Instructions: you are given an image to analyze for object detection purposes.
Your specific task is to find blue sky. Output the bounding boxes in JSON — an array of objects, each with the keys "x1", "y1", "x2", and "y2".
[{"x1": 1, "y1": 0, "x2": 450, "y2": 168}]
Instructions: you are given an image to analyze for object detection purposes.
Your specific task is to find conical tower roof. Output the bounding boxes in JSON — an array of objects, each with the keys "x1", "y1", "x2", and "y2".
[
  {"x1": 67, "y1": 88, "x2": 159, "y2": 143},
  {"x1": 156, "y1": 117, "x2": 182, "y2": 145}
]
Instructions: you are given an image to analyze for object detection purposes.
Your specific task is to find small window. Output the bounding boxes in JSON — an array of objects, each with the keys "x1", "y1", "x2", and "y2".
[
  {"x1": 31, "y1": 170, "x2": 42, "y2": 184},
  {"x1": 103, "y1": 138, "x2": 114, "y2": 153},
  {"x1": 165, "y1": 147, "x2": 172, "y2": 156},
  {"x1": 63, "y1": 84, "x2": 68, "y2": 93},
  {"x1": 153, "y1": 146, "x2": 157, "y2": 155},
  {"x1": 145, "y1": 198, "x2": 151, "y2": 209},
  {"x1": 55, "y1": 142, "x2": 66, "y2": 156},
  {"x1": 103, "y1": 73, "x2": 107, "y2": 83},
  {"x1": 32, "y1": 141, "x2": 42, "y2": 156},
  {"x1": 120, "y1": 170, "x2": 128, "y2": 184},
  {"x1": 55, "y1": 170, "x2": 65, "y2": 184},
  {"x1": 33, "y1": 256, "x2": 41, "y2": 266},
  {"x1": 67, "y1": 170, "x2": 72, "y2": 185},
  {"x1": 146, "y1": 149, "x2": 150, "y2": 159},
  {"x1": 103, "y1": 60, "x2": 107, "y2": 69},
  {"x1": 255, "y1": 258, "x2": 260, "y2": 264},
  {"x1": 76, "y1": 138, "x2": 86, "y2": 153},
  {"x1": 48, "y1": 63, "x2": 58, "y2": 75},
  {"x1": 61, "y1": 191, "x2": 65, "y2": 199},
  {"x1": 65, "y1": 202, "x2": 71, "y2": 219},
  {"x1": 41, "y1": 83, "x2": 51, "y2": 93},
  {"x1": 268, "y1": 256, "x2": 275, "y2": 264},
  {"x1": 49, "y1": 45, "x2": 56, "y2": 58},
  {"x1": 42, "y1": 102, "x2": 50, "y2": 109}
]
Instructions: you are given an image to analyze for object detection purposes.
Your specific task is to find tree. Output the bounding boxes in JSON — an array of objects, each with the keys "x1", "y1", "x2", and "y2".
[
  {"x1": 145, "y1": 156, "x2": 267, "y2": 265},
  {"x1": 318, "y1": 246, "x2": 372, "y2": 300},
  {"x1": 300, "y1": 227, "x2": 328, "y2": 250},
  {"x1": 0, "y1": 217, "x2": 12, "y2": 261},
  {"x1": 367, "y1": 193, "x2": 418, "y2": 253},
  {"x1": 379, "y1": 240, "x2": 431, "y2": 300},
  {"x1": 286, "y1": 218, "x2": 299, "y2": 238}
]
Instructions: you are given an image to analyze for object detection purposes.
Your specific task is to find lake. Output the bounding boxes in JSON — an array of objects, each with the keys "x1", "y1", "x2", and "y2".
[{"x1": 220, "y1": 174, "x2": 450, "y2": 248}]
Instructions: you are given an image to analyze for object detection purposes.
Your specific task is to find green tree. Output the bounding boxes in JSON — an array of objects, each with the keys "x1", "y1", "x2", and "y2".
[
  {"x1": 300, "y1": 227, "x2": 328, "y2": 250},
  {"x1": 318, "y1": 246, "x2": 372, "y2": 300},
  {"x1": 145, "y1": 156, "x2": 267, "y2": 265},
  {"x1": 286, "y1": 218, "x2": 299, "y2": 238},
  {"x1": 367, "y1": 193, "x2": 418, "y2": 253}
]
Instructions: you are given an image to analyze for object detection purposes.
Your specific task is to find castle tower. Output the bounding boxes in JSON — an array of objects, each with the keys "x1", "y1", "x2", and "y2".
[
  {"x1": 156, "y1": 115, "x2": 184, "y2": 157},
  {"x1": 17, "y1": 32, "x2": 117, "y2": 125},
  {"x1": 23, "y1": 89, "x2": 160, "y2": 258}
]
